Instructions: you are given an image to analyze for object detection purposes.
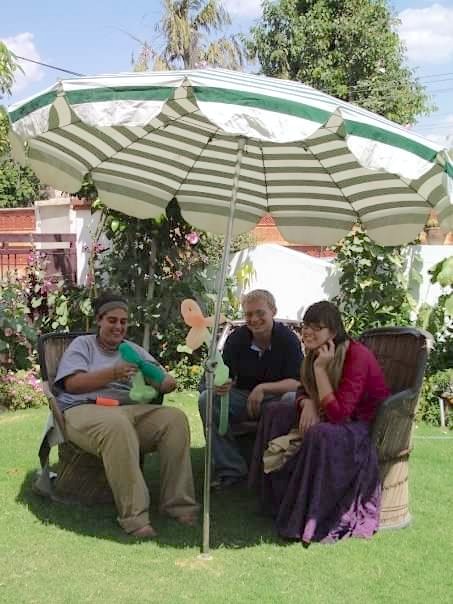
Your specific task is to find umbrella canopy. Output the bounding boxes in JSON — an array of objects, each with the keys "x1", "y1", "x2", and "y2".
[{"x1": 8, "y1": 68, "x2": 453, "y2": 246}]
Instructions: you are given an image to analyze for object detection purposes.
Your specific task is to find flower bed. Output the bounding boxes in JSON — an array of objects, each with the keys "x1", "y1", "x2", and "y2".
[{"x1": 0, "y1": 369, "x2": 48, "y2": 411}]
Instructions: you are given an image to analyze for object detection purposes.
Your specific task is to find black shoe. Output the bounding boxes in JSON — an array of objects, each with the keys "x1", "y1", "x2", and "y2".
[{"x1": 210, "y1": 476, "x2": 246, "y2": 491}]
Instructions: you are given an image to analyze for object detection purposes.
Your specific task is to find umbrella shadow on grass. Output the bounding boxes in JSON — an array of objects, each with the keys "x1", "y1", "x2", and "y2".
[{"x1": 15, "y1": 445, "x2": 285, "y2": 550}]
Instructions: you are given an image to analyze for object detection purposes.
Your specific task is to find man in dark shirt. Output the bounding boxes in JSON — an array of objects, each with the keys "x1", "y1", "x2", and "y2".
[{"x1": 198, "y1": 289, "x2": 302, "y2": 489}]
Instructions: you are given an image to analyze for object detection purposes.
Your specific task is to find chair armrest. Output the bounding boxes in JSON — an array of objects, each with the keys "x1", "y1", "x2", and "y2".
[
  {"x1": 42, "y1": 381, "x2": 67, "y2": 440},
  {"x1": 372, "y1": 389, "x2": 419, "y2": 459},
  {"x1": 376, "y1": 389, "x2": 417, "y2": 418}
]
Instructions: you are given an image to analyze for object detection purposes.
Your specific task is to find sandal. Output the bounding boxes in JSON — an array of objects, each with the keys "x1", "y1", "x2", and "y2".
[
  {"x1": 130, "y1": 524, "x2": 157, "y2": 539},
  {"x1": 174, "y1": 513, "x2": 198, "y2": 527}
]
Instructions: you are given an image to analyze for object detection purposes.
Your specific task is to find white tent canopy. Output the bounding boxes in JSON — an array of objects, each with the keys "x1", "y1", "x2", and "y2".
[
  {"x1": 230, "y1": 243, "x2": 452, "y2": 321},
  {"x1": 229, "y1": 243, "x2": 340, "y2": 320}
]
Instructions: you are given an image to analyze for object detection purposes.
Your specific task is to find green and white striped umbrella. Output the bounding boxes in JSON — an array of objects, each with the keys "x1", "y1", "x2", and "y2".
[
  {"x1": 9, "y1": 68, "x2": 452, "y2": 556},
  {"x1": 8, "y1": 68, "x2": 453, "y2": 245}
]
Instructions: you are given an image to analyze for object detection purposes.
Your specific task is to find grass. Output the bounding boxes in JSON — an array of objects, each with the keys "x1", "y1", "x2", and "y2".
[{"x1": 1, "y1": 392, "x2": 452, "y2": 604}]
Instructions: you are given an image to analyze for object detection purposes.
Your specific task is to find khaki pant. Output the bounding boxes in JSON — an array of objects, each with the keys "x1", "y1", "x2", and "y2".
[{"x1": 64, "y1": 404, "x2": 199, "y2": 533}]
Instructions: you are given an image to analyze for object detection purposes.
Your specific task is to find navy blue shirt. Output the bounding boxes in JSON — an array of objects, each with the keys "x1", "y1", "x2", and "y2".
[{"x1": 222, "y1": 322, "x2": 302, "y2": 391}]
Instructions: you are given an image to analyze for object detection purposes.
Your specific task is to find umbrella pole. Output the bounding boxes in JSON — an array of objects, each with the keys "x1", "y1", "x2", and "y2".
[{"x1": 200, "y1": 136, "x2": 246, "y2": 558}]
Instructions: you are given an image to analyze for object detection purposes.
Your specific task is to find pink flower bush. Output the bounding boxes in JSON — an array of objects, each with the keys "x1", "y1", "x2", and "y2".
[
  {"x1": 0, "y1": 369, "x2": 47, "y2": 410},
  {"x1": 185, "y1": 232, "x2": 199, "y2": 245}
]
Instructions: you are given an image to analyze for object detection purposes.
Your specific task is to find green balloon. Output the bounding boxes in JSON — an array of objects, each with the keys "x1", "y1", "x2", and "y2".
[
  {"x1": 129, "y1": 372, "x2": 158, "y2": 403},
  {"x1": 119, "y1": 341, "x2": 165, "y2": 384}
]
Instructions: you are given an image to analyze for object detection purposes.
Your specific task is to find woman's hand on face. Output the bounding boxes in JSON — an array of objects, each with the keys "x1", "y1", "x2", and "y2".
[
  {"x1": 114, "y1": 362, "x2": 138, "y2": 381},
  {"x1": 298, "y1": 398, "x2": 320, "y2": 435},
  {"x1": 313, "y1": 339, "x2": 335, "y2": 370}
]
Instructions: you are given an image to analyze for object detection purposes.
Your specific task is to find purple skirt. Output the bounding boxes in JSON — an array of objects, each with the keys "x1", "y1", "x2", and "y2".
[{"x1": 249, "y1": 400, "x2": 381, "y2": 545}]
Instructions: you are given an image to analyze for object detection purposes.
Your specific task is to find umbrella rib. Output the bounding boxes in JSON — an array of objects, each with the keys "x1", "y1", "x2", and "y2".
[
  {"x1": 267, "y1": 136, "x2": 359, "y2": 229},
  {"x1": 304, "y1": 135, "x2": 364, "y2": 230},
  {"x1": 259, "y1": 141, "x2": 270, "y2": 213},
  {"x1": 397, "y1": 174, "x2": 436, "y2": 208},
  {"x1": 170, "y1": 126, "x2": 224, "y2": 201}
]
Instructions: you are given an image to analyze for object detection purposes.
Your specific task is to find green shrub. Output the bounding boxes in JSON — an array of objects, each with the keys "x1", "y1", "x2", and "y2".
[
  {"x1": 0, "y1": 252, "x2": 93, "y2": 372},
  {"x1": 170, "y1": 358, "x2": 204, "y2": 391},
  {"x1": 0, "y1": 369, "x2": 48, "y2": 411},
  {"x1": 333, "y1": 227, "x2": 413, "y2": 336},
  {"x1": 418, "y1": 256, "x2": 453, "y2": 375},
  {"x1": 0, "y1": 281, "x2": 37, "y2": 370},
  {"x1": 22, "y1": 250, "x2": 92, "y2": 334},
  {"x1": 416, "y1": 368, "x2": 453, "y2": 426}
]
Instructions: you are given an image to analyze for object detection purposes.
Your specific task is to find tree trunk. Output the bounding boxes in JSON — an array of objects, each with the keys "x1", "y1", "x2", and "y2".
[{"x1": 142, "y1": 238, "x2": 158, "y2": 351}]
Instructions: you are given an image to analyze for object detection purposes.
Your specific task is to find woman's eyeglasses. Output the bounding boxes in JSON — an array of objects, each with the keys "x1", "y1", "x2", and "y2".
[{"x1": 301, "y1": 322, "x2": 327, "y2": 332}]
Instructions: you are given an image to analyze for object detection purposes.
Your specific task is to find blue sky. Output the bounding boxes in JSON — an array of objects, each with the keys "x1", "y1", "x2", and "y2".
[{"x1": 2, "y1": 0, "x2": 453, "y2": 146}]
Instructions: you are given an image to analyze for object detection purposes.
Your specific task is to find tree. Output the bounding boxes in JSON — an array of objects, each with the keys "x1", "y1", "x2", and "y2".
[
  {"x1": 0, "y1": 109, "x2": 8, "y2": 158},
  {"x1": 1, "y1": 42, "x2": 23, "y2": 156},
  {"x1": 0, "y1": 159, "x2": 45, "y2": 208},
  {"x1": 0, "y1": 43, "x2": 48, "y2": 206},
  {"x1": 90, "y1": 196, "x2": 250, "y2": 355},
  {"x1": 0, "y1": 107, "x2": 48, "y2": 209},
  {"x1": 134, "y1": 0, "x2": 245, "y2": 71},
  {"x1": 246, "y1": 0, "x2": 432, "y2": 124},
  {"x1": 0, "y1": 42, "x2": 22, "y2": 99}
]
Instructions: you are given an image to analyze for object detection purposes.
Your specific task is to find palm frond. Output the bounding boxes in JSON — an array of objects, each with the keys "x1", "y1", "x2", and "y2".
[
  {"x1": 193, "y1": 0, "x2": 231, "y2": 33},
  {"x1": 202, "y1": 37, "x2": 245, "y2": 70},
  {"x1": 141, "y1": 0, "x2": 242, "y2": 70}
]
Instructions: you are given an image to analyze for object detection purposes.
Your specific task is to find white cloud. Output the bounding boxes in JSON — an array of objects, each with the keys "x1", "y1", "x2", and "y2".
[
  {"x1": 398, "y1": 3, "x2": 453, "y2": 64},
  {"x1": 1, "y1": 33, "x2": 44, "y2": 93},
  {"x1": 223, "y1": 0, "x2": 262, "y2": 19}
]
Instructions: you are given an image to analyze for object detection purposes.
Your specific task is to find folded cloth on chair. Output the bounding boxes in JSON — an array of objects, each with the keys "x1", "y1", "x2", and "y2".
[
  {"x1": 34, "y1": 413, "x2": 66, "y2": 497},
  {"x1": 40, "y1": 412, "x2": 65, "y2": 453},
  {"x1": 263, "y1": 429, "x2": 303, "y2": 474}
]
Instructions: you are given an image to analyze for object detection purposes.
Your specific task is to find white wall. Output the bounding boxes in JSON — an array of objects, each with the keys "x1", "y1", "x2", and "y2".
[
  {"x1": 69, "y1": 206, "x2": 105, "y2": 286},
  {"x1": 34, "y1": 199, "x2": 109, "y2": 285},
  {"x1": 35, "y1": 198, "x2": 71, "y2": 234}
]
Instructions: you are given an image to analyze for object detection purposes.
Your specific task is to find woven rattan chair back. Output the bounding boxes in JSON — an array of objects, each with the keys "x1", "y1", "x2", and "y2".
[
  {"x1": 38, "y1": 331, "x2": 93, "y2": 394},
  {"x1": 359, "y1": 327, "x2": 431, "y2": 396}
]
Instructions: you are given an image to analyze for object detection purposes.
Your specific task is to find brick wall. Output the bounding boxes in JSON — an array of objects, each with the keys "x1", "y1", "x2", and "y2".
[
  {"x1": 252, "y1": 214, "x2": 335, "y2": 258},
  {"x1": 253, "y1": 213, "x2": 452, "y2": 251},
  {"x1": 0, "y1": 208, "x2": 35, "y2": 232}
]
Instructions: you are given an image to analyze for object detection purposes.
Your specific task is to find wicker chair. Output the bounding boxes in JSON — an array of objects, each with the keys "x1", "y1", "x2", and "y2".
[
  {"x1": 359, "y1": 326, "x2": 433, "y2": 529},
  {"x1": 36, "y1": 331, "x2": 157, "y2": 505}
]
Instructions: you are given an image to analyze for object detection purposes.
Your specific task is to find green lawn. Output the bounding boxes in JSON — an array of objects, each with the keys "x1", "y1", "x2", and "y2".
[{"x1": 1, "y1": 392, "x2": 452, "y2": 604}]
